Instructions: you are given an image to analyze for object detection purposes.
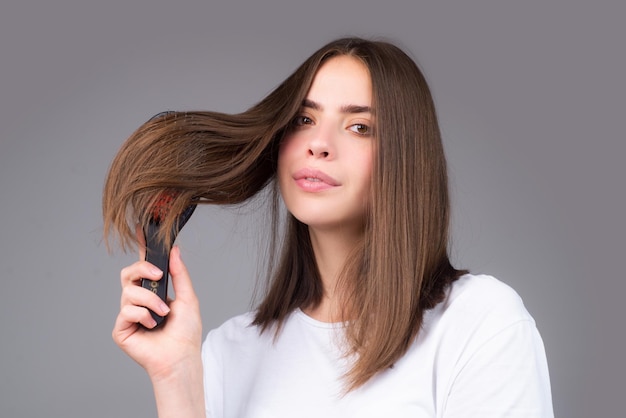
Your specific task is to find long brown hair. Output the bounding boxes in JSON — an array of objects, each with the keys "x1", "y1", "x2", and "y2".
[{"x1": 102, "y1": 37, "x2": 466, "y2": 391}]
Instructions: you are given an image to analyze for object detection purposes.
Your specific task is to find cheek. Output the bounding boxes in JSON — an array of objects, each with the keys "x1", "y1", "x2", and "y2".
[
  {"x1": 276, "y1": 137, "x2": 295, "y2": 189},
  {"x1": 277, "y1": 134, "x2": 297, "y2": 167},
  {"x1": 360, "y1": 149, "x2": 376, "y2": 209},
  {"x1": 355, "y1": 146, "x2": 374, "y2": 187}
]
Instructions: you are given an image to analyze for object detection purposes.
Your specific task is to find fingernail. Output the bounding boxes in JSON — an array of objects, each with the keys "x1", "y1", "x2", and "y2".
[
  {"x1": 150, "y1": 266, "x2": 163, "y2": 277},
  {"x1": 159, "y1": 302, "x2": 170, "y2": 315}
]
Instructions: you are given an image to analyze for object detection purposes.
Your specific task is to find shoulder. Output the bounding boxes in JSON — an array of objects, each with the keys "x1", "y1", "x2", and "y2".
[
  {"x1": 426, "y1": 275, "x2": 554, "y2": 416},
  {"x1": 201, "y1": 311, "x2": 267, "y2": 382},
  {"x1": 425, "y1": 273, "x2": 550, "y2": 382},
  {"x1": 435, "y1": 273, "x2": 534, "y2": 329},
  {"x1": 421, "y1": 273, "x2": 541, "y2": 366},
  {"x1": 203, "y1": 311, "x2": 261, "y2": 349},
  {"x1": 448, "y1": 273, "x2": 526, "y2": 308}
]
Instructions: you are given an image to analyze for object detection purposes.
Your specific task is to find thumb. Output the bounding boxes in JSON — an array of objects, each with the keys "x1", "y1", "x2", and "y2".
[{"x1": 169, "y1": 246, "x2": 197, "y2": 300}]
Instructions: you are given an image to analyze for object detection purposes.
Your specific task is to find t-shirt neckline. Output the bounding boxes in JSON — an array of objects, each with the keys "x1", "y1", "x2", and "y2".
[{"x1": 294, "y1": 308, "x2": 347, "y2": 329}]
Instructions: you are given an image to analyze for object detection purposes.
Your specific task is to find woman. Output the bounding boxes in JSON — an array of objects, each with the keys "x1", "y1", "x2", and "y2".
[{"x1": 103, "y1": 37, "x2": 553, "y2": 417}]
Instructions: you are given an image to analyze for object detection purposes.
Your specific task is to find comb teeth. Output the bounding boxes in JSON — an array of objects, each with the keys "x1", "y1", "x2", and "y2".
[{"x1": 151, "y1": 192, "x2": 177, "y2": 223}]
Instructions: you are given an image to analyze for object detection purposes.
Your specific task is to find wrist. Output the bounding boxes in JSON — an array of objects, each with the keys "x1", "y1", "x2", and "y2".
[
  {"x1": 151, "y1": 355, "x2": 206, "y2": 418},
  {"x1": 150, "y1": 353, "x2": 203, "y2": 386}
]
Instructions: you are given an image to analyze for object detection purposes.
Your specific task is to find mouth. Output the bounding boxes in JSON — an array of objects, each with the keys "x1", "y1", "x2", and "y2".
[{"x1": 293, "y1": 168, "x2": 340, "y2": 187}]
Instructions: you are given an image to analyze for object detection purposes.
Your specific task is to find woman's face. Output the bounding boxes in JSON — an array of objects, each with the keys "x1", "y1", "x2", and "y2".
[{"x1": 278, "y1": 55, "x2": 374, "y2": 235}]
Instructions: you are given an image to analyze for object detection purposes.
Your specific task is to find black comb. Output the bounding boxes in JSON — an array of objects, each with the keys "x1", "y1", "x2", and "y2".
[{"x1": 141, "y1": 191, "x2": 197, "y2": 327}]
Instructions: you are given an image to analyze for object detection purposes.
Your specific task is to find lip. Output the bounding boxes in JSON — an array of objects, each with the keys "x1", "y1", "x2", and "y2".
[{"x1": 292, "y1": 168, "x2": 340, "y2": 192}]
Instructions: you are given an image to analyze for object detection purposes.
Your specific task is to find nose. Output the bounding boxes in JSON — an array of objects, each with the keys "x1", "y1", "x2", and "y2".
[
  {"x1": 308, "y1": 145, "x2": 329, "y2": 158},
  {"x1": 307, "y1": 126, "x2": 333, "y2": 159}
]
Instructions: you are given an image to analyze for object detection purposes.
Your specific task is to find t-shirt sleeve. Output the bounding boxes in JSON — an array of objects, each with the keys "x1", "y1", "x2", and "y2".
[
  {"x1": 442, "y1": 316, "x2": 554, "y2": 417},
  {"x1": 202, "y1": 328, "x2": 224, "y2": 418}
]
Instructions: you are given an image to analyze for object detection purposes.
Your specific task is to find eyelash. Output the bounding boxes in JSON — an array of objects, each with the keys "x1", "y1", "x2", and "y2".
[
  {"x1": 349, "y1": 123, "x2": 371, "y2": 136},
  {"x1": 291, "y1": 115, "x2": 313, "y2": 126},
  {"x1": 290, "y1": 115, "x2": 372, "y2": 136}
]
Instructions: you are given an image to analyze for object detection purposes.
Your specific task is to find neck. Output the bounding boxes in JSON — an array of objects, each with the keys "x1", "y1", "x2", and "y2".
[{"x1": 303, "y1": 225, "x2": 362, "y2": 322}]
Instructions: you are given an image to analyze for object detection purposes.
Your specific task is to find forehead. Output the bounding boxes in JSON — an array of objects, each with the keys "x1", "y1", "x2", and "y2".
[{"x1": 306, "y1": 55, "x2": 372, "y2": 107}]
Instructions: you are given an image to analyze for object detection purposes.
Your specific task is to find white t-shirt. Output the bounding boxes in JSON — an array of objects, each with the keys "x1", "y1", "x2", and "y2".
[{"x1": 202, "y1": 274, "x2": 554, "y2": 417}]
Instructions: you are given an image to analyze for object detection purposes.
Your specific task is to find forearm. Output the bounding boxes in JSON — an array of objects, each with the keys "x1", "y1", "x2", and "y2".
[{"x1": 151, "y1": 356, "x2": 206, "y2": 418}]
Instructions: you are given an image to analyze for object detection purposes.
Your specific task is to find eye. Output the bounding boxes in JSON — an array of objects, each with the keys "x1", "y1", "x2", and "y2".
[
  {"x1": 349, "y1": 123, "x2": 371, "y2": 136},
  {"x1": 291, "y1": 115, "x2": 314, "y2": 127}
]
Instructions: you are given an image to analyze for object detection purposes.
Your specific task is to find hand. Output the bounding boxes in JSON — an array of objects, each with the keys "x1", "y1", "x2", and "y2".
[{"x1": 112, "y1": 245, "x2": 203, "y2": 381}]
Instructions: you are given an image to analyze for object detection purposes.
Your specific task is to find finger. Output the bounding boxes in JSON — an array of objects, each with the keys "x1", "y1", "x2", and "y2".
[
  {"x1": 113, "y1": 305, "x2": 156, "y2": 341},
  {"x1": 169, "y1": 246, "x2": 197, "y2": 302},
  {"x1": 122, "y1": 304, "x2": 157, "y2": 329},
  {"x1": 120, "y1": 284, "x2": 171, "y2": 317},
  {"x1": 120, "y1": 261, "x2": 163, "y2": 288}
]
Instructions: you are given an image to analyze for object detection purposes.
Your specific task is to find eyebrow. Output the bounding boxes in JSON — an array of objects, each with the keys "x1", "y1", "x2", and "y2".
[{"x1": 302, "y1": 98, "x2": 373, "y2": 115}]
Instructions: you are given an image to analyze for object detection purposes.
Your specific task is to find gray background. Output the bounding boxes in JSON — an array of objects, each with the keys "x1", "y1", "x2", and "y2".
[{"x1": 1, "y1": 0, "x2": 623, "y2": 417}]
